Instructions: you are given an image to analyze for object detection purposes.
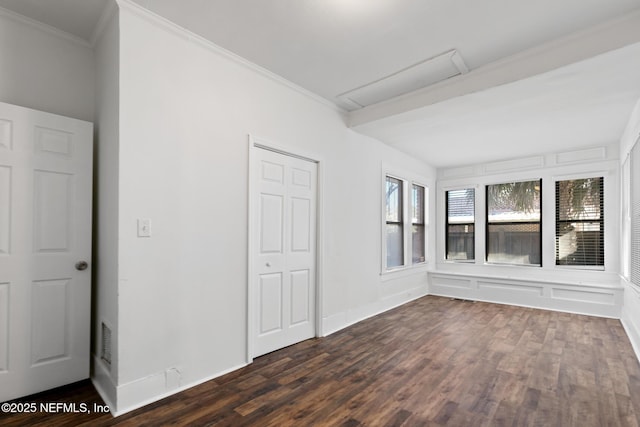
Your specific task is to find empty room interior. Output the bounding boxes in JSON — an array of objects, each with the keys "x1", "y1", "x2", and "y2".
[{"x1": 1, "y1": 0, "x2": 640, "y2": 424}]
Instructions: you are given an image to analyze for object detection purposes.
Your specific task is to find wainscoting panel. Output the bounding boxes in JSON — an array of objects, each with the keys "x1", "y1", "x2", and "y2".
[
  {"x1": 429, "y1": 272, "x2": 622, "y2": 318},
  {"x1": 551, "y1": 288, "x2": 616, "y2": 305},
  {"x1": 429, "y1": 275, "x2": 472, "y2": 300}
]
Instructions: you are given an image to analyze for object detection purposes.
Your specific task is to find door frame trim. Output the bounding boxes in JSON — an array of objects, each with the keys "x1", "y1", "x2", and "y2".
[{"x1": 246, "y1": 134, "x2": 324, "y2": 363}]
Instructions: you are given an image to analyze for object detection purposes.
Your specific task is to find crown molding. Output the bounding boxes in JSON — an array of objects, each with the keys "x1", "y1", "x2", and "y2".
[
  {"x1": 0, "y1": 5, "x2": 91, "y2": 49},
  {"x1": 116, "y1": 0, "x2": 346, "y2": 115}
]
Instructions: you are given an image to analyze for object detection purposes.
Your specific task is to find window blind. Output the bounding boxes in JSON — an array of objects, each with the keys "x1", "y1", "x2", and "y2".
[
  {"x1": 632, "y1": 142, "x2": 640, "y2": 285},
  {"x1": 446, "y1": 188, "x2": 475, "y2": 260},
  {"x1": 555, "y1": 177, "x2": 604, "y2": 267}
]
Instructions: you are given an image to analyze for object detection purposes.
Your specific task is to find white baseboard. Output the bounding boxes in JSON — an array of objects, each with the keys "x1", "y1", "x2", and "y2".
[
  {"x1": 93, "y1": 362, "x2": 247, "y2": 417},
  {"x1": 91, "y1": 354, "x2": 117, "y2": 416},
  {"x1": 321, "y1": 286, "x2": 428, "y2": 337},
  {"x1": 321, "y1": 311, "x2": 349, "y2": 337}
]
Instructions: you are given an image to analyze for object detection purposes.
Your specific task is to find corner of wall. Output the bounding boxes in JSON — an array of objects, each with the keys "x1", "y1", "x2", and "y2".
[
  {"x1": 621, "y1": 281, "x2": 640, "y2": 363},
  {"x1": 93, "y1": 0, "x2": 121, "y2": 403},
  {"x1": 322, "y1": 281, "x2": 429, "y2": 337},
  {"x1": 110, "y1": 363, "x2": 247, "y2": 417},
  {"x1": 91, "y1": 354, "x2": 118, "y2": 415}
]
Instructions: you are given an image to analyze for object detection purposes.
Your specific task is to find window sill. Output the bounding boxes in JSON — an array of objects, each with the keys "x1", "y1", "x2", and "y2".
[
  {"x1": 555, "y1": 265, "x2": 605, "y2": 271},
  {"x1": 430, "y1": 266, "x2": 622, "y2": 289}
]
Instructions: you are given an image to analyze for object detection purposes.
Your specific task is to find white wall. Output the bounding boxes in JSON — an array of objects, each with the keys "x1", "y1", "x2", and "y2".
[
  {"x1": 620, "y1": 98, "x2": 640, "y2": 359},
  {"x1": 0, "y1": 8, "x2": 95, "y2": 122},
  {"x1": 92, "y1": 2, "x2": 119, "y2": 410},
  {"x1": 110, "y1": 3, "x2": 435, "y2": 414}
]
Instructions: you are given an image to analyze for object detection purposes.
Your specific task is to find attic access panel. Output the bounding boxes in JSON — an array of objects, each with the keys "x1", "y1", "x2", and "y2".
[{"x1": 337, "y1": 49, "x2": 469, "y2": 109}]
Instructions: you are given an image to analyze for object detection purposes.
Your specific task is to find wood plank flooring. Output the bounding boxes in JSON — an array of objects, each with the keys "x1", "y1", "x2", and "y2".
[{"x1": 3, "y1": 296, "x2": 640, "y2": 426}]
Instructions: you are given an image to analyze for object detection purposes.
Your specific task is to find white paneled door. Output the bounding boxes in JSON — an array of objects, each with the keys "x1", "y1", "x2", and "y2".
[
  {"x1": 0, "y1": 102, "x2": 93, "y2": 402},
  {"x1": 252, "y1": 147, "x2": 317, "y2": 357}
]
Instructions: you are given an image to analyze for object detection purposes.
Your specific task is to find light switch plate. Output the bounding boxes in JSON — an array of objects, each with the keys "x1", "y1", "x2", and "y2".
[{"x1": 137, "y1": 218, "x2": 151, "y2": 237}]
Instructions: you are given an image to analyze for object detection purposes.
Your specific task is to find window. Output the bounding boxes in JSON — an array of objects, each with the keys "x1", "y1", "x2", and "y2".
[
  {"x1": 384, "y1": 175, "x2": 427, "y2": 271},
  {"x1": 555, "y1": 177, "x2": 604, "y2": 267},
  {"x1": 385, "y1": 176, "x2": 404, "y2": 268},
  {"x1": 623, "y1": 158, "x2": 631, "y2": 279},
  {"x1": 486, "y1": 180, "x2": 541, "y2": 265},
  {"x1": 412, "y1": 184, "x2": 426, "y2": 263},
  {"x1": 446, "y1": 188, "x2": 475, "y2": 261},
  {"x1": 632, "y1": 143, "x2": 640, "y2": 286}
]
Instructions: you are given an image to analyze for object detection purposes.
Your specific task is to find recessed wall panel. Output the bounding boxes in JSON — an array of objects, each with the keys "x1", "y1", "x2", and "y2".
[
  {"x1": 556, "y1": 147, "x2": 606, "y2": 164},
  {"x1": 0, "y1": 283, "x2": 8, "y2": 371},
  {"x1": 0, "y1": 167, "x2": 10, "y2": 254},
  {"x1": 259, "y1": 273, "x2": 282, "y2": 334},
  {"x1": 33, "y1": 171, "x2": 72, "y2": 253},
  {"x1": 291, "y1": 197, "x2": 310, "y2": 252},
  {"x1": 441, "y1": 165, "x2": 476, "y2": 178},
  {"x1": 552, "y1": 288, "x2": 614, "y2": 305},
  {"x1": 35, "y1": 127, "x2": 73, "y2": 157},
  {"x1": 0, "y1": 119, "x2": 12, "y2": 150},
  {"x1": 31, "y1": 279, "x2": 69, "y2": 365},
  {"x1": 431, "y1": 276, "x2": 472, "y2": 289},
  {"x1": 478, "y1": 281, "x2": 543, "y2": 296},
  {"x1": 290, "y1": 270, "x2": 310, "y2": 325},
  {"x1": 484, "y1": 156, "x2": 544, "y2": 173},
  {"x1": 260, "y1": 194, "x2": 283, "y2": 253}
]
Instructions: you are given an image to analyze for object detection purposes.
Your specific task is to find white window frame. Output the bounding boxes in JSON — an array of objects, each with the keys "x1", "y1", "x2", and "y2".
[
  {"x1": 622, "y1": 156, "x2": 631, "y2": 280},
  {"x1": 554, "y1": 174, "x2": 605, "y2": 270},
  {"x1": 411, "y1": 182, "x2": 427, "y2": 265},
  {"x1": 444, "y1": 186, "x2": 476, "y2": 263},
  {"x1": 630, "y1": 139, "x2": 640, "y2": 287},
  {"x1": 485, "y1": 178, "x2": 542, "y2": 267},
  {"x1": 381, "y1": 169, "x2": 428, "y2": 275}
]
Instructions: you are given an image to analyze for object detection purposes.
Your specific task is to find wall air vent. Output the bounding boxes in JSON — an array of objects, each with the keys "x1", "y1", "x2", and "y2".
[
  {"x1": 101, "y1": 322, "x2": 112, "y2": 369},
  {"x1": 337, "y1": 49, "x2": 469, "y2": 110}
]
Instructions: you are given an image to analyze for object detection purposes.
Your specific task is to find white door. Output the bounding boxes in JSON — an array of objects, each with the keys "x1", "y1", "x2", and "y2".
[
  {"x1": 0, "y1": 102, "x2": 93, "y2": 402},
  {"x1": 252, "y1": 147, "x2": 317, "y2": 357}
]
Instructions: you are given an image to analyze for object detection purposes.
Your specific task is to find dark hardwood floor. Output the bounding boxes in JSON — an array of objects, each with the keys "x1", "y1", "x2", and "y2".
[{"x1": 3, "y1": 296, "x2": 640, "y2": 426}]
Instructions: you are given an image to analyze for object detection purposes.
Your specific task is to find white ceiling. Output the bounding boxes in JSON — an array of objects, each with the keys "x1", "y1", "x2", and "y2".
[
  {"x1": 130, "y1": 0, "x2": 640, "y2": 110},
  {"x1": 0, "y1": 0, "x2": 108, "y2": 41},
  {"x1": 2, "y1": 0, "x2": 640, "y2": 168},
  {"x1": 355, "y1": 42, "x2": 640, "y2": 167}
]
